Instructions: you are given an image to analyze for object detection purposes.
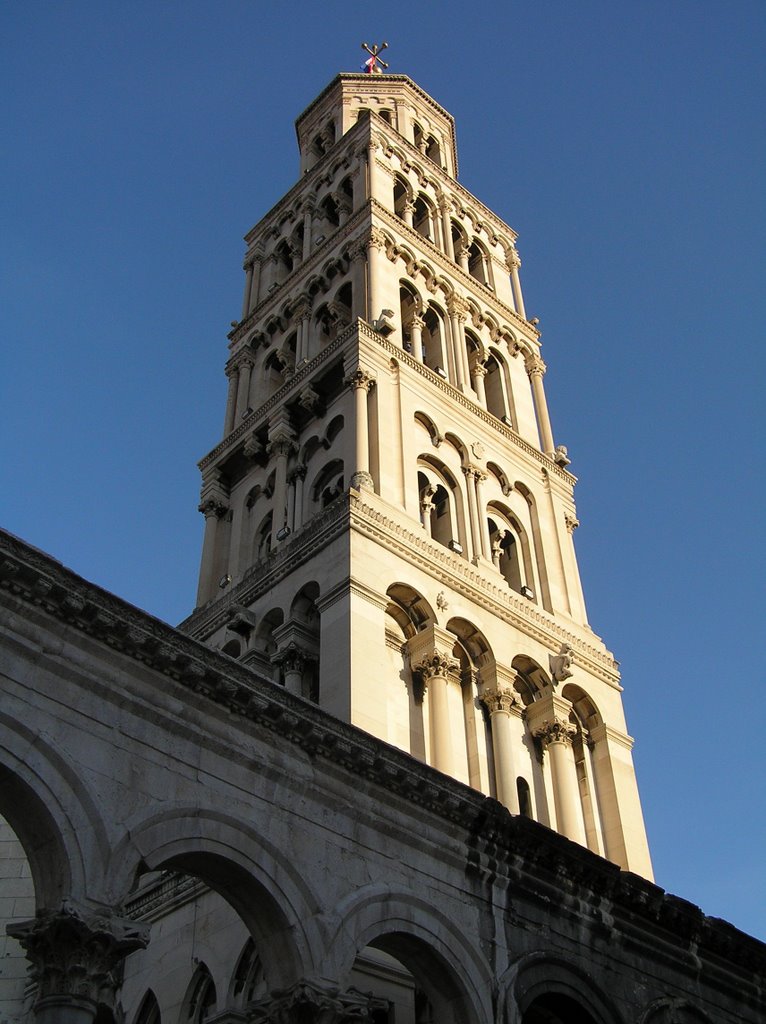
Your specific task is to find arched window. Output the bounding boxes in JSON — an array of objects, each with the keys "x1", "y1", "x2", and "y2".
[
  {"x1": 421, "y1": 305, "x2": 447, "y2": 373},
  {"x1": 184, "y1": 966, "x2": 216, "y2": 1023},
  {"x1": 134, "y1": 991, "x2": 161, "y2": 1024},
  {"x1": 412, "y1": 195, "x2": 435, "y2": 242},
  {"x1": 467, "y1": 240, "x2": 492, "y2": 288},
  {"x1": 400, "y1": 282, "x2": 421, "y2": 356},
  {"x1": 517, "y1": 777, "x2": 532, "y2": 818},
  {"x1": 418, "y1": 464, "x2": 462, "y2": 554},
  {"x1": 254, "y1": 512, "x2": 273, "y2": 562},
  {"x1": 311, "y1": 459, "x2": 344, "y2": 508},
  {"x1": 231, "y1": 938, "x2": 266, "y2": 1006},
  {"x1": 485, "y1": 352, "x2": 510, "y2": 422}
]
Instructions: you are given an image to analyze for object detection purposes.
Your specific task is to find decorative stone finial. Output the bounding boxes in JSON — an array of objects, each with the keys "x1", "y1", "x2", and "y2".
[{"x1": 361, "y1": 41, "x2": 389, "y2": 73}]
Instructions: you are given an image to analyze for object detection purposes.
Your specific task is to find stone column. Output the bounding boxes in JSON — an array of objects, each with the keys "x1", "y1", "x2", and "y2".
[
  {"x1": 367, "y1": 227, "x2": 387, "y2": 321},
  {"x1": 473, "y1": 468, "x2": 490, "y2": 560},
  {"x1": 235, "y1": 357, "x2": 254, "y2": 421},
  {"x1": 293, "y1": 296, "x2": 311, "y2": 364},
  {"x1": 267, "y1": 423, "x2": 297, "y2": 545},
  {"x1": 462, "y1": 466, "x2": 483, "y2": 563},
  {"x1": 439, "y1": 197, "x2": 454, "y2": 260},
  {"x1": 417, "y1": 652, "x2": 460, "y2": 775},
  {"x1": 223, "y1": 367, "x2": 239, "y2": 436},
  {"x1": 345, "y1": 368, "x2": 375, "y2": 490},
  {"x1": 408, "y1": 313, "x2": 425, "y2": 362},
  {"x1": 481, "y1": 682, "x2": 522, "y2": 813},
  {"x1": 9, "y1": 905, "x2": 148, "y2": 1024},
  {"x1": 420, "y1": 483, "x2": 436, "y2": 536},
  {"x1": 350, "y1": 242, "x2": 367, "y2": 319},
  {"x1": 241, "y1": 262, "x2": 254, "y2": 319},
  {"x1": 456, "y1": 244, "x2": 470, "y2": 273},
  {"x1": 448, "y1": 296, "x2": 470, "y2": 392},
  {"x1": 525, "y1": 353, "x2": 555, "y2": 455},
  {"x1": 402, "y1": 199, "x2": 415, "y2": 229},
  {"x1": 534, "y1": 718, "x2": 586, "y2": 844},
  {"x1": 301, "y1": 198, "x2": 315, "y2": 261},
  {"x1": 197, "y1": 495, "x2": 229, "y2": 606},
  {"x1": 470, "y1": 360, "x2": 487, "y2": 406},
  {"x1": 291, "y1": 465, "x2": 306, "y2": 531},
  {"x1": 508, "y1": 249, "x2": 526, "y2": 318},
  {"x1": 272, "y1": 642, "x2": 309, "y2": 696},
  {"x1": 247, "y1": 249, "x2": 264, "y2": 313}
]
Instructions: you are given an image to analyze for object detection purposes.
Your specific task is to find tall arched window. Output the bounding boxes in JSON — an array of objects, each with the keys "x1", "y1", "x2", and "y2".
[
  {"x1": 134, "y1": 991, "x2": 161, "y2": 1024},
  {"x1": 184, "y1": 966, "x2": 216, "y2": 1024}
]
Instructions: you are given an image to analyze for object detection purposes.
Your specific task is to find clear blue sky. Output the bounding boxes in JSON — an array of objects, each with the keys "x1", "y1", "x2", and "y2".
[{"x1": 2, "y1": 2, "x2": 764, "y2": 940}]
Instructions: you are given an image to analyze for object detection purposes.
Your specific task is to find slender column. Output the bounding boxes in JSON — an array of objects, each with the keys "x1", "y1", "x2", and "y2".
[
  {"x1": 335, "y1": 192, "x2": 352, "y2": 226},
  {"x1": 291, "y1": 465, "x2": 306, "y2": 530},
  {"x1": 223, "y1": 368, "x2": 239, "y2": 435},
  {"x1": 247, "y1": 249, "x2": 264, "y2": 313},
  {"x1": 525, "y1": 353, "x2": 555, "y2": 455},
  {"x1": 470, "y1": 360, "x2": 487, "y2": 406},
  {"x1": 345, "y1": 368, "x2": 375, "y2": 489},
  {"x1": 235, "y1": 357, "x2": 254, "y2": 420},
  {"x1": 367, "y1": 227, "x2": 387, "y2": 321},
  {"x1": 439, "y1": 198, "x2": 454, "y2": 260},
  {"x1": 535, "y1": 720, "x2": 587, "y2": 844},
  {"x1": 462, "y1": 466, "x2": 482, "y2": 562},
  {"x1": 267, "y1": 425, "x2": 297, "y2": 545},
  {"x1": 448, "y1": 296, "x2": 470, "y2": 392},
  {"x1": 408, "y1": 314, "x2": 425, "y2": 362},
  {"x1": 350, "y1": 243, "x2": 367, "y2": 319},
  {"x1": 301, "y1": 198, "x2": 315, "y2": 261},
  {"x1": 292, "y1": 296, "x2": 311, "y2": 364},
  {"x1": 481, "y1": 684, "x2": 522, "y2": 813},
  {"x1": 272, "y1": 641, "x2": 308, "y2": 696},
  {"x1": 457, "y1": 244, "x2": 470, "y2": 273},
  {"x1": 417, "y1": 652, "x2": 459, "y2": 775},
  {"x1": 508, "y1": 249, "x2": 526, "y2": 318},
  {"x1": 241, "y1": 263, "x2": 254, "y2": 319},
  {"x1": 9, "y1": 905, "x2": 148, "y2": 1024},
  {"x1": 473, "y1": 469, "x2": 490, "y2": 559},
  {"x1": 197, "y1": 496, "x2": 228, "y2": 605},
  {"x1": 420, "y1": 483, "x2": 436, "y2": 536},
  {"x1": 402, "y1": 199, "x2": 415, "y2": 228}
]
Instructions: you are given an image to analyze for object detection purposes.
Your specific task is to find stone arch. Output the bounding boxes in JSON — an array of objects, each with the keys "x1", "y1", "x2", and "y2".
[
  {"x1": 328, "y1": 886, "x2": 491, "y2": 1024},
  {"x1": 132, "y1": 988, "x2": 160, "y2": 1024},
  {"x1": 639, "y1": 998, "x2": 713, "y2": 1024},
  {"x1": 228, "y1": 936, "x2": 266, "y2": 1008},
  {"x1": 181, "y1": 962, "x2": 217, "y2": 1023},
  {"x1": 504, "y1": 952, "x2": 625, "y2": 1024},
  {"x1": 417, "y1": 454, "x2": 466, "y2": 555},
  {"x1": 487, "y1": 501, "x2": 535, "y2": 598},
  {"x1": 0, "y1": 713, "x2": 111, "y2": 909},
  {"x1": 513, "y1": 482, "x2": 551, "y2": 611},
  {"x1": 511, "y1": 655, "x2": 552, "y2": 704},
  {"x1": 108, "y1": 809, "x2": 321, "y2": 990}
]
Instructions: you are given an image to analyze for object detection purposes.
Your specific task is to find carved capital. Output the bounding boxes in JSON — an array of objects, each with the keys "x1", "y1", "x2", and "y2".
[
  {"x1": 416, "y1": 652, "x2": 459, "y2": 681},
  {"x1": 481, "y1": 686, "x2": 519, "y2": 715},
  {"x1": 407, "y1": 313, "x2": 426, "y2": 331},
  {"x1": 249, "y1": 977, "x2": 382, "y2": 1024},
  {"x1": 299, "y1": 384, "x2": 321, "y2": 412},
  {"x1": 369, "y1": 227, "x2": 388, "y2": 251},
  {"x1": 507, "y1": 248, "x2": 521, "y2": 271},
  {"x1": 266, "y1": 436, "x2": 298, "y2": 460},
  {"x1": 344, "y1": 368, "x2": 375, "y2": 392},
  {"x1": 564, "y1": 512, "x2": 580, "y2": 534},
  {"x1": 198, "y1": 498, "x2": 229, "y2": 519},
  {"x1": 524, "y1": 353, "x2": 546, "y2": 378},
  {"x1": 447, "y1": 294, "x2": 469, "y2": 321},
  {"x1": 8, "y1": 904, "x2": 149, "y2": 1012},
  {"x1": 271, "y1": 641, "x2": 311, "y2": 674},
  {"x1": 534, "y1": 719, "x2": 577, "y2": 747}
]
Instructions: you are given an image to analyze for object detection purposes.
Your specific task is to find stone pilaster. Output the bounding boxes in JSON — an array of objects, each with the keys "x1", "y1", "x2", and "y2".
[{"x1": 345, "y1": 368, "x2": 375, "y2": 490}]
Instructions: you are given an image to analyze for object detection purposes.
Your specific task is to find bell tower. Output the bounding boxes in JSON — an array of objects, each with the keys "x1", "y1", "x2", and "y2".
[{"x1": 183, "y1": 68, "x2": 653, "y2": 878}]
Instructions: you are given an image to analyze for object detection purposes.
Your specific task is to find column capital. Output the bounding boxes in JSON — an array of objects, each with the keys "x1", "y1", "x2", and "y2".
[
  {"x1": 533, "y1": 718, "x2": 577, "y2": 748},
  {"x1": 447, "y1": 294, "x2": 469, "y2": 321},
  {"x1": 249, "y1": 977, "x2": 381, "y2": 1024},
  {"x1": 291, "y1": 294, "x2": 312, "y2": 320},
  {"x1": 481, "y1": 686, "x2": 520, "y2": 715},
  {"x1": 8, "y1": 903, "x2": 149, "y2": 1014},
  {"x1": 271, "y1": 640, "x2": 312, "y2": 673},
  {"x1": 564, "y1": 511, "x2": 580, "y2": 534},
  {"x1": 198, "y1": 497, "x2": 229, "y2": 519},
  {"x1": 344, "y1": 367, "x2": 375, "y2": 392},
  {"x1": 524, "y1": 352, "x2": 546, "y2": 378},
  {"x1": 416, "y1": 651, "x2": 460, "y2": 682},
  {"x1": 507, "y1": 248, "x2": 522, "y2": 271},
  {"x1": 369, "y1": 226, "x2": 388, "y2": 251},
  {"x1": 407, "y1": 313, "x2": 426, "y2": 331},
  {"x1": 267, "y1": 436, "x2": 298, "y2": 460}
]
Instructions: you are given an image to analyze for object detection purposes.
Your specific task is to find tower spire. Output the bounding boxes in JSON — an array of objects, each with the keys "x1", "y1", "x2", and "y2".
[{"x1": 361, "y1": 41, "x2": 389, "y2": 73}]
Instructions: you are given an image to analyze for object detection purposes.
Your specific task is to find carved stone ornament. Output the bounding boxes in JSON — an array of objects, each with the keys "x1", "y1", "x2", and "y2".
[
  {"x1": 436, "y1": 590, "x2": 448, "y2": 612},
  {"x1": 534, "y1": 719, "x2": 577, "y2": 747},
  {"x1": 564, "y1": 512, "x2": 580, "y2": 534},
  {"x1": 481, "y1": 686, "x2": 519, "y2": 715},
  {"x1": 524, "y1": 352, "x2": 546, "y2": 378},
  {"x1": 549, "y1": 642, "x2": 574, "y2": 684},
  {"x1": 553, "y1": 444, "x2": 571, "y2": 467},
  {"x1": 344, "y1": 368, "x2": 375, "y2": 392},
  {"x1": 298, "y1": 384, "x2": 321, "y2": 412},
  {"x1": 243, "y1": 434, "x2": 264, "y2": 461},
  {"x1": 471, "y1": 441, "x2": 485, "y2": 460},
  {"x1": 8, "y1": 903, "x2": 149, "y2": 1011},
  {"x1": 248, "y1": 976, "x2": 380, "y2": 1024},
  {"x1": 198, "y1": 498, "x2": 228, "y2": 519},
  {"x1": 416, "y1": 651, "x2": 459, "y2": 682},
  {"x1": 271, "y1": 640, "x2": 310, "y2": 673}
]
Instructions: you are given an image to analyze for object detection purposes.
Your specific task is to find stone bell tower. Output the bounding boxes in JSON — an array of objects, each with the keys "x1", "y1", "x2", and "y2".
[{"x1": 182, "y1": 69, "x2": 653, "y2": 878}]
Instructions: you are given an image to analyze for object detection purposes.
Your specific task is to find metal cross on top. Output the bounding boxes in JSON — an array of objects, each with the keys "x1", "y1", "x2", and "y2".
[{"x1": 361, "y1": 41, "x2": 389, "y2": 74}]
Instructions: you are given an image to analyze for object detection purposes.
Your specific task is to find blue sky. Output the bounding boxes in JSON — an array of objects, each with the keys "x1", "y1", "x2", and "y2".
[{"x1": 2, "y1": 2, "x2": 764, "y2": 940}]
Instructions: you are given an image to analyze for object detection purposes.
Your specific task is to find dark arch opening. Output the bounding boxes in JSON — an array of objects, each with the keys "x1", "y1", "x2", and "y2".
[{"x1": 522, "y1": 992, "x2": 599, "y2": 1024}]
